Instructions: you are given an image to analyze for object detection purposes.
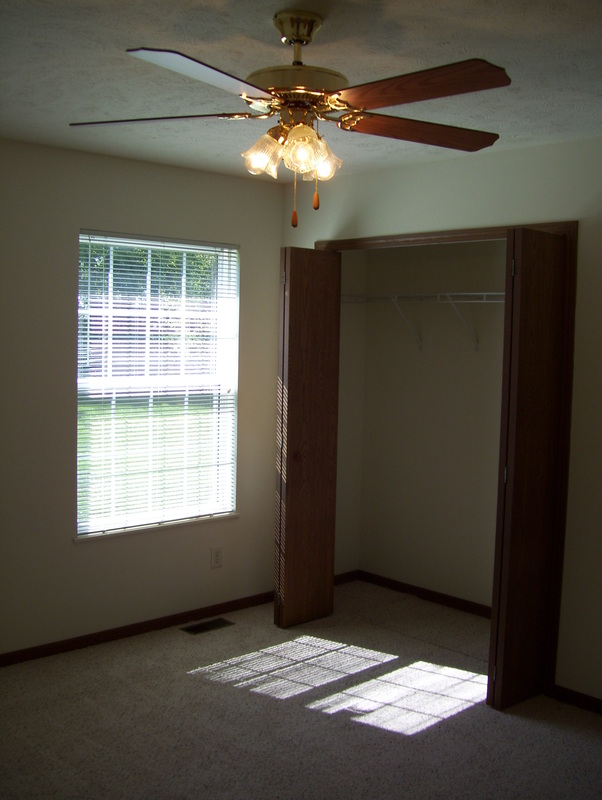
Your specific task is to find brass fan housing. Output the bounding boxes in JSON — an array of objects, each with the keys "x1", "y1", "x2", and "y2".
[
  {"x1": 247, "y1": 10, "x2": 348, "y2": 98},
  {"x1": 246, "y1": 63, "x2": 349, "y2": 95}
]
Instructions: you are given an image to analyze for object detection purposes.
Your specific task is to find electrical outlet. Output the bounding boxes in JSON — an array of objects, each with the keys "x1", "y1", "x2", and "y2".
[{"x1": 211, "y1": 547, "x2": 223, "y2": 569}]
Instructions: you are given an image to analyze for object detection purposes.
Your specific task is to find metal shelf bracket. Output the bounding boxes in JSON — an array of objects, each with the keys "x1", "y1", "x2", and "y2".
[
  {"x1": 392, "y1": 297, "x2": 422, "y2": 350},
  {"x1": 446, "y1": 293, "x2": 479, "y2": 351}
]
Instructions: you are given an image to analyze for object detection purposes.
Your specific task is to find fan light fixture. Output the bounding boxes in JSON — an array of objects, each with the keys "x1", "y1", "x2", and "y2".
[
  {"x1": 243, "y1": 122, "x2": 340, "y2": 177},
  {"x1": 242, "y1": 120, "x2": 341, "y2": 226}
]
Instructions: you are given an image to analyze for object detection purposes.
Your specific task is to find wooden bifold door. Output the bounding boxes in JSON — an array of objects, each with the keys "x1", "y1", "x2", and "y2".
[
  {"x1": 274, "y1": 247, "x2": 341, "y2": 628},
  {"x1": 487, "y1": 226, "x2": 576, "y2": 709}
]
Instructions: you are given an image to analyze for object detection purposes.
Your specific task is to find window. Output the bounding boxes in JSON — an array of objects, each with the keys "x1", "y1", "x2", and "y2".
[{"x1": 77, "y1": 233, "x2": 239, "y2": 536}]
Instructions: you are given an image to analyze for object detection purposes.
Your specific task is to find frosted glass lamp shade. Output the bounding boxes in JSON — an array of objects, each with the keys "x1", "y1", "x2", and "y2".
[
  {"x1": 316, "y1": 142, "x2": 342, "y2": 180},
  {"x1": 302, "y1": 140, "x2": 342, "y2": 181},
  {"x1": 282, "y1": 124, "x2": 327, "y2": 174},
  {"x1": 242, "y1": 133, "x2": 284, "y2": 179}
]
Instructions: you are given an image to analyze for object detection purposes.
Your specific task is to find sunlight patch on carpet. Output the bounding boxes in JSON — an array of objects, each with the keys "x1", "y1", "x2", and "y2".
[
  {"x1": 188, "y1": 635, "x2": 398, "y2": 698},
  {"x1": 307, "y1": 660, "x2": 487, "y2": 734}
]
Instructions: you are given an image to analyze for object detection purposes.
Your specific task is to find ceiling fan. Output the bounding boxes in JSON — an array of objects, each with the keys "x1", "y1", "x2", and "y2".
[{"x1": 71, "y1": 9, "x2": 511, "y2": 226}]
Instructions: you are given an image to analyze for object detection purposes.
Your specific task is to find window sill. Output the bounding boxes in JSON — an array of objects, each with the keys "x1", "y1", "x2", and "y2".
[{"x1": 73, "y1": 512, "x2": 239, "y2": 542}]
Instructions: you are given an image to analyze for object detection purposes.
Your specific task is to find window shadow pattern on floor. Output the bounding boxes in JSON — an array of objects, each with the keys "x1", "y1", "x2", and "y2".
[{"x1": 188, "y1": 635, "x2": 487, "y2": 735}]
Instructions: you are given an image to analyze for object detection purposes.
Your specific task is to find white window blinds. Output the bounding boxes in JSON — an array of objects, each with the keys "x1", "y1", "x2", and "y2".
[{"x1": 77, "y1": 233, "x2": 239, "y2": 535}]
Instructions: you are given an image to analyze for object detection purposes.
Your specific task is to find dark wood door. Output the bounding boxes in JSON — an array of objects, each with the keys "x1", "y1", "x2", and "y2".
[
  {"x1": 275, "y1": 247, "x2": 342, "y2": 628},
  {"x1": 488, "y1": 227, "x2": 574, "y2": 709}
]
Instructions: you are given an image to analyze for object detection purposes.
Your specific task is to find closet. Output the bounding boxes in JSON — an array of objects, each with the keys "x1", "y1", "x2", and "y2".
[{"x1": 276, "y1": 222, "x2": 577, "y2": 710}]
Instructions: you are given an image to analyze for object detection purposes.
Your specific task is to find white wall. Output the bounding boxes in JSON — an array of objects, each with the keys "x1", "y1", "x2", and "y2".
[
  {"x1": 0, "y1": 140, "x2": 285, "y2": 653},
  {"x1": 287, "y1": 135, "x2": 602, "y2": 700}
]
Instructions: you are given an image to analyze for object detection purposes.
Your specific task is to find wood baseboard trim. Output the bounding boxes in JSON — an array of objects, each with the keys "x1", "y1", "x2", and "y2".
[
  {"x1": 355, "y1": 570, "x2": 492, "y2": 618},
  {"x1": 334, "y1": 569, "x2": 362, "y2": 584},
  {"x1": 0, "y1": 590, "x2": 274, "y2": 667},
  {"x1": 549, "y1": 685, "x2": 602, "y2": 715}
]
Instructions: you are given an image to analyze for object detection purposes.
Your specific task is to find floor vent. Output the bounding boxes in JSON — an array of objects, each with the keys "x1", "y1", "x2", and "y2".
[{"x1": 181, "y1": 618, "x2": 234, "y2": 635}]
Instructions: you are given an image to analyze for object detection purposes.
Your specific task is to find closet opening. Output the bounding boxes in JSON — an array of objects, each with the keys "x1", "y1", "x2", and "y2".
[
  {"x1": 316, "y1": 222, "x2": 577, "y2": 710},
  {"x1": 336, "y1": 239, "x2": 506, "y2": 618}
]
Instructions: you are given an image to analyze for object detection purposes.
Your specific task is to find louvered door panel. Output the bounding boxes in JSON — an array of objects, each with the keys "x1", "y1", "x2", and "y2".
[{"x1": 275, "y1": 247, "x2": 341, "y2": 628}]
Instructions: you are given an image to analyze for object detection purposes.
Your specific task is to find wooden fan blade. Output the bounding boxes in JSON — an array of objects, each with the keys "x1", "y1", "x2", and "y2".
[
  {"x1": 341, "y1": 113, "x2": 499, "y2": 151},
  {"x1": 70, "y1": 112, "x2": 261, "y2": 127},
  {"x1": 128, "y1": 48, "x2": 274, "y2": 101},
  {"x1": 335, "y1": 59, "x2": 510, "y2": 111}
]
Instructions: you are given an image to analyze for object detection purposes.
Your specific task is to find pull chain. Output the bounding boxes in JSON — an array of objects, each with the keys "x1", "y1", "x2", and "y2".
[
  {"x1": 313, "y1": 119, "x2": 320, "y2": 210},
  {"x1": 291, "y1": 171, "x2": 298, "y2": 227}
]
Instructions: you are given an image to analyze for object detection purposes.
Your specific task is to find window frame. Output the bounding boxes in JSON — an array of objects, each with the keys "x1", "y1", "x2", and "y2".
[{"x1": 76, "y1": 230, "x2": 240, "y2": 538}]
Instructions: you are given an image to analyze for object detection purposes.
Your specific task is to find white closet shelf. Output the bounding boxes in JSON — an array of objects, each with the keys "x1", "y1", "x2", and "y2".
[
  {"x1": 341, "y1": 292, "x2": 505, "y2": 304},
  {"x1": 341, "y1": 292, "x2": 505, "y2": 351}
]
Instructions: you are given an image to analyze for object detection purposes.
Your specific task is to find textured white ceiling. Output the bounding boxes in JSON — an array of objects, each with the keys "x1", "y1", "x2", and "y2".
[{"x1": 1, "y1": 0, "x2": 601, "y2": 181}]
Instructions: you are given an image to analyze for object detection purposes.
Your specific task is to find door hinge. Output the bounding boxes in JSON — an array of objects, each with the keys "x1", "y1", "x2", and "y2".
[
  {"x1": 511, "y1": 258, "x2": 515, "y2": 277},
  {"x1": 493, "y1": 665, "x2": 497, "y2": 682},
  {"x1": 504, "y1": 466, "x2": 507, "y2": 484},
  {"x1": 282, "y1": 270, "x2": 286, "y2": 285}
]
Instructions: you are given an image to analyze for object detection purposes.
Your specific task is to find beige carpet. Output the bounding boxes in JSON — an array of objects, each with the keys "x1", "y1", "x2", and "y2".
[{"x1": 1, "y1": 580, "x2": 601, "y2": 799}]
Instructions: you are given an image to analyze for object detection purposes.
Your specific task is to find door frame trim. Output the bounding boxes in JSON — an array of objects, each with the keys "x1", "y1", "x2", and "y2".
[
  {"x1": 316, "y1": 222, "x2": 577, "y2": 252},
  {"x1": 316, "y1": 220, "x2": 578, "y2": 706}
]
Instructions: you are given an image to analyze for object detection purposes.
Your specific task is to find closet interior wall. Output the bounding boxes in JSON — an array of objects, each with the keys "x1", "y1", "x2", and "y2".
[{"x1": 336, "y1": 240, "x2": 507, "y2": 607}]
